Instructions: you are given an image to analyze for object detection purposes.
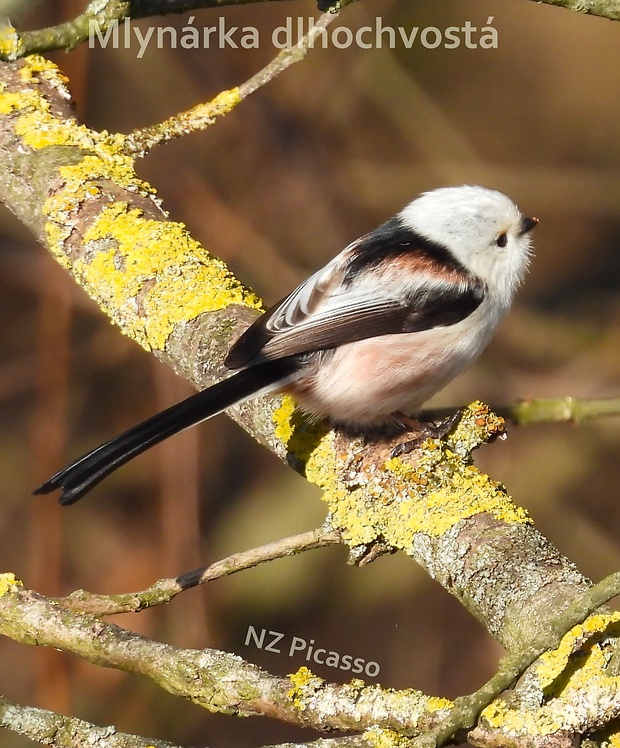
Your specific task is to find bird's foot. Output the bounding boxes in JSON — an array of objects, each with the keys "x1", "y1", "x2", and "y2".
[{"x1": 390, "y1": 409, "x2": 464, "y2": 458}]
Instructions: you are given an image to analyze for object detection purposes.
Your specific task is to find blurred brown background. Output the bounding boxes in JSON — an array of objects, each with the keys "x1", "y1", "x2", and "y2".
[{"x1": 1, "y1": 0, "x2": 620, "y2": 745}]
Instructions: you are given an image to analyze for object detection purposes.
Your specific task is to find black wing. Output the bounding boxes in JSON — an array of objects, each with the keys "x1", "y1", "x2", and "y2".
[{"x1": 226, "y1": 220, "x2": 485, "y2": 369}]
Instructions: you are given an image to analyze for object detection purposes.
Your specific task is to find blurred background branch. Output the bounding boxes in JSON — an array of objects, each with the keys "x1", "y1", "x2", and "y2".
[
  {"x1": 506, "y1": 395, "x2": 620, "y2": 425},
  {"x1": 123, "y1": 12, "x2": 339, "y2": 154},
  {"x1": 0, "y1": 0, "x2": 354, "y2": 60},
  {"x1": 423, "y1": 395, "x2": 620, "y2": 426}
]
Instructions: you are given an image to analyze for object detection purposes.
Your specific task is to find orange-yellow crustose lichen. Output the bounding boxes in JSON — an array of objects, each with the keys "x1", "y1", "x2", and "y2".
[
  {"x1": 78, "y1": 202, "x2": 262, "y2": 350},
  {"x1": 0, "y1": 573, "x2": 22, "y2": 597},
  {"x1": 287, "y1": 667, "x2": 453, "y2": 737},
  {"x1": 0, "y1": 23, "x2": 23, "y2": 61},
  {"x1": 271, "y1": 395, "x2": 298, "y2": 444},
  {"x1": 287, "y1": 666, "x2": 323, "y2": 710},
  {"x1": 0, "y1": 55, "x2": 261, "y2": 352},
  {"x1": 276, "y1": 402, "x2": 531, "y2": 548},
  {"x1": 183, "y1": 88, "x2": 241, "y2": 125},
  {"x1": 534, "y1": 612, "x2": 620, "y2": 694},
  {"x1": 481, "y1": 613, "x2": 620, "y2": 737},
  {"x1": 364, "y1": 729, "x2": 411, "y2": 748}
]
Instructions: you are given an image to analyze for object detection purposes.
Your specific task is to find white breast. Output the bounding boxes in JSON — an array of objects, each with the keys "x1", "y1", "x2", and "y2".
[{"x1": 286, "y1": 296, "x2": 507, "y2": 429}]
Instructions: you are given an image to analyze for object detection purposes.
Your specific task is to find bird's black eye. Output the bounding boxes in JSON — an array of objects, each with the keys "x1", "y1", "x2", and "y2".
[{"x1": 496, "y1": 231, "x2": 508, "y2": 248}]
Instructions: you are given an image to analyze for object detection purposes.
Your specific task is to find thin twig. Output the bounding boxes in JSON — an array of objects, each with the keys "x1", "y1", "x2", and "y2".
[
  {"x1": 0, "y1": 0, "x2": 129, "y2": 60},
  {"x1": 0, "y1": 0, "x2": 294, "y2": 60},
  {"x1": 421, "y1": 395, "x2": 620, "y2": 429},
  {"x1": 0, "y1": 0, "x2": 618, "y2": 62},
  {"x1": 59, "y1": 526, "x2": 341, "y2": 616},
  {"x1": 123, "y1": 12, "x2": 340, "y2": 155},
  {"x1": 503, "y1": 396, "x2": 620, "y2": 426}
]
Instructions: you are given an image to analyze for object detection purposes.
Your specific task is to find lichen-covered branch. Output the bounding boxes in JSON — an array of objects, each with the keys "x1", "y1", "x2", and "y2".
[
  {"x1": 0, "y1": 693, "x2": 183, "y2": 748},
  {"x1": 0, "y1": 575, "x2": 452, "y2": 734},
  {"x1": 2, "y1": 571, "x2": 620, "y2": 746},
  {"x1": 1, "y1": 667, "x2": 395, "y2": 748},
  {"x1": 0, "y1": 693, "x2": 377, "y2": 748},
  {"x1": 59, "y1": 527, "x2": 340, "y2": 616},
  {"x1": 123, "y1": 12, "x2": 339, "y2": 155},
  {"x1": 534, "y1": 0, "x2": 620, "y2": 20},
  {"x1": 422, "y1": 571, "x2": 620, "y2": 748}
]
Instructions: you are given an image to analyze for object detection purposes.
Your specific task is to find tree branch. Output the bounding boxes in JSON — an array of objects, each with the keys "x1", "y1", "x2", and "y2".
[
  {"x1": 0, "y1": 577, "x2": 451, "y2": 734},
  {"x1": 534, "y1": 0, "x2": 620, "y2": 20},
  {"x1": 0, "y1": 694, "x2": 183, "y2": 748},
  {"x1": 0, "y1": 55, "x2": 606, "y2": 724},
  {"x1": 423, "y1": 396, "x2": 620, "y2": 428},
  {"x1": 504, "y1": 396, "x2": 620, "y2": 426},
  {"x1": 1, "y1": 29, "x2": 619, "y2": 748},
  {"x1": 425, "y1": 571, "x2": 620, "y2": 748},
  {"x1": 0, "y1": 692, "x2": 377, "y2": 748},
  {"x1": 4, "y1": 570, "x2": 620, "y2": 745},
  {"x1": 1, "y1": 0, "x2": 619, "y2": 62},
  {"x1": 59, "y1": 527, "x2": 341, "y2": 616},
  {"x1": 0, "y1": 0, "x2": 358, "y2": 61},
  {"x1": 123, "y1": 12, "x2": 340, "y2": 155}
]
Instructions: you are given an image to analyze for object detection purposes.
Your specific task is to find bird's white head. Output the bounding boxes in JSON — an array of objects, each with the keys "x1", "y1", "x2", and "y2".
[{"x1": 400, "y1": 185, "x2": 537, "y2": 303}]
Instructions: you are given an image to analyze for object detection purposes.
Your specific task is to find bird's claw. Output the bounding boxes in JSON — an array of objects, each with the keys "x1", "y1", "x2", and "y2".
[{"x1": 390, "y1": 409, "x2": 465, "y2": 458}]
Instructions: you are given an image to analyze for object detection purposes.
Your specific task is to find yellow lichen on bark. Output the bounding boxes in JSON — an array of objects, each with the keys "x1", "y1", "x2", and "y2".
[
  {"x1": 0, "y1": 573, "x2": 22, "y2": 597},
  {"x1": 0, "y1": 23, "x2": 23, "y2": 61},
  {"x1": 0, "y1": 55, "x2": 262, "y2": 352},
  {"x1": 77, "y1": 202, "x2": 262, "y2": 350},
  {"x1": 481, "y1": 613, "x2": 620, "y2": 737},
  {"x1": 274, "y1": 402, "x2": 532, "y2": 550}
]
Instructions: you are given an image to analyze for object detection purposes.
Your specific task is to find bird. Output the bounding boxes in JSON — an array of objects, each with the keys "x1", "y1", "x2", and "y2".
[{"x1": 34, "y1": 185, "x2": 537, "y2": 506}]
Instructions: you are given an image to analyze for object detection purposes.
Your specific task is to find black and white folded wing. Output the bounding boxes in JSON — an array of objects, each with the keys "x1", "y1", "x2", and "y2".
[{"x1": 226, "y1": 219, "x2": 486, "y2": 369}]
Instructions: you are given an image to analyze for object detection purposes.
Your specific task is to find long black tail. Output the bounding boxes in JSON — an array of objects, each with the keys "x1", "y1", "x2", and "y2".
[{"x1": 33, "y1": 359, "x2": 298, "y2": 506}]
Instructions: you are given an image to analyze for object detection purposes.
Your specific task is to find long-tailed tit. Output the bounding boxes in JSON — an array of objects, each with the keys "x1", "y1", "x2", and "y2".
[{"x1": 34, "y1": 185, "x2": 537, "y2": 505}]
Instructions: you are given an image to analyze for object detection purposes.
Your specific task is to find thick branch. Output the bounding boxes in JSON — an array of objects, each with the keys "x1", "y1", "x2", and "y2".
[{"x1": 424, "y1": 571, "x2": 620, "y2": 748}]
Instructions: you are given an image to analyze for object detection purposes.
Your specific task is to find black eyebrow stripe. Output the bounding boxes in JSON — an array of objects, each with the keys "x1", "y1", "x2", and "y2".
[{"x1": 343, "y1": 216, "x2": 468, "y2": 281}]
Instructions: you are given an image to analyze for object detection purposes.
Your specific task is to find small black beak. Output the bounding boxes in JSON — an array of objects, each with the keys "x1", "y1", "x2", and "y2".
[{"x1": 520, "y1": 216, "x2": 539, "y2": 235}]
